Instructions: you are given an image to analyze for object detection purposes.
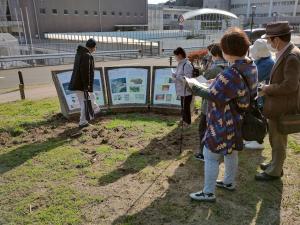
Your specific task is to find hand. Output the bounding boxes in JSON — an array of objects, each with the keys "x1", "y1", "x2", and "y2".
[
  {"x1": 259, "y1": 85, "x2": 269, "y2": 96},
  {"x1": 207, "y1": 79, "x2": 214, "y2": 84},
  {"x1": 172, "y1": 73, "x2": 176, "y2": 78}
]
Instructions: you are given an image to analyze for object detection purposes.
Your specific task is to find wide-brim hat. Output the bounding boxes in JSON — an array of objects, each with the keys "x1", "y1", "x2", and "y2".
[{"x1": 261, "y1": 21, "x2": 293, "y2": 39}]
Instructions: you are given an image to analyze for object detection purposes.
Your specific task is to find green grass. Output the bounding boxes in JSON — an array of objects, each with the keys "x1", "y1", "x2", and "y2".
[
  {"x1": 288, "y1": 138, "x2": 300, "y2": 154},
  {"x1": 0, "y1": 97, "x2": 299, "y2": 225},
  {"x1": 96, "y1": 145, "x2": 112, "y2": 154},
  {"x1": 0, "y1": 98, "x2": 59, "y2": 136}
]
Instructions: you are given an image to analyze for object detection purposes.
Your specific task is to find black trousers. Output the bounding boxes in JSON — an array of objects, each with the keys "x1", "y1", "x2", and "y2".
[
  {"x1": 180, "y1": 95, "x2": 193, "y2": 125},
  {"x1": 198, "y1": 113, "x2": 207, "y2": 154}
]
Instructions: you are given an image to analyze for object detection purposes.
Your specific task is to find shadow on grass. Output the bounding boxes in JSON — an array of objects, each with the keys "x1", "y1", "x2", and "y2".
[
  {"x1": 0, "y1": 127, "x2": 81, "y2": 175},
  {"x1": 111, "y1": 149, "x2": 283, "y2": 225},
  {"x1": 98, "y1": 123, "x2": 186, "y2": 186}
]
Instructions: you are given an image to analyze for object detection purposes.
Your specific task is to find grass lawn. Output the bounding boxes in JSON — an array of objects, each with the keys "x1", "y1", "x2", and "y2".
[{"x1": 0, "y1": 98, "x2": 299, "y2": 225}]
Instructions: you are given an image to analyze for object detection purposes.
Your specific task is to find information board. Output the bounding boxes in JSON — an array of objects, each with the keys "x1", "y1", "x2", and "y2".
[
  {"x1": 105, "y1": 67, "x2": 151, "y2": 107},
  {"x1": 52, "y1": 68, "x2": 107, "y2": 118},
  {"x1": 151, "y1": 66, "x2": 181, "y2": 108}
]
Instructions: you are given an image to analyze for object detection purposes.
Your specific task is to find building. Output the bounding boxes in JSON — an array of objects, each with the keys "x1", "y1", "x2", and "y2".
[
  {"x1": 174, "y1": 0, "x2": 203, "y2": 8},
  {"x1": 199, "y1": 0, "x2": 300, "y2": 30},
  {"x1": 1, "y1": 0, "x2": 148, "y2": 39},
  {"x1": 148, "y1": 4, "x2": 199, "y2": 30},
  {"x1": 230, "y1": 0, "x2": 300, "y2": 29},
  {"x1": 202, "y1": 0, "x2": 230, "y2": 9}
]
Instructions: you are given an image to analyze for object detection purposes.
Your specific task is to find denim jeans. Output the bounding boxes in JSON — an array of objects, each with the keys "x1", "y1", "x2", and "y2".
[{"x1": 203, "y1": 146, "x2": 238, "y2": 194}]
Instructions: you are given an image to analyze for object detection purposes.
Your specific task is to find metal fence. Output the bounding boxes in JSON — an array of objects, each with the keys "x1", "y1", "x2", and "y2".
[{"x1": 0, "y1": 50, "x2": 142, "y2": 70}]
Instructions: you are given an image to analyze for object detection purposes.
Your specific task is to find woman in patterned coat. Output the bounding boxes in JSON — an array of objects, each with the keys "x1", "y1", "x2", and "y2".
[{"x1": 188, "y1": 28, "x2": 258, "y2": 202}]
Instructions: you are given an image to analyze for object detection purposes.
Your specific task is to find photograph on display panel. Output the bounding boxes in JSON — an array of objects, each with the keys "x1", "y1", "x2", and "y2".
[
  {"x1": 105, "y1": 67, "x2": 151, "y2": 107},
  {"x1": 152, "y1": 67, "x2": 181, "y2": 108}
]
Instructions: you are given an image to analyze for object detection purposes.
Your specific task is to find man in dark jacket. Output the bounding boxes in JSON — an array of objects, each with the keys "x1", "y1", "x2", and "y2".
[
  {"x1": 69, "y1": 38, "x2": 100, "y2": 128},
  {"x1": 256, "y1": 21, "x2": 300, "y2": 181}
]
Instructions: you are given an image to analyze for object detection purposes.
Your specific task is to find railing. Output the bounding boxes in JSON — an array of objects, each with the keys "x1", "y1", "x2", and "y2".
[
  {"x1": 0, "y1": 50, "x2": 142, "y2": 70},
  {"x1": 161, "y1": 46, "x2": 206, "y2": 56},
  {"x1": 0, "y1": 21, "x2": 23, "y2": 27}
]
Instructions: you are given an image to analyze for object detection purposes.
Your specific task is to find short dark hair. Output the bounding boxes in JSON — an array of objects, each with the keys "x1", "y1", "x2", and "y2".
[
  {"x1": 220, "y1": 27, "x2": 251, "y2": 57},
  {"x1": 86, "y1": 38, "x2": 97, "y2": 48},
  {"x1": 207, "y1": 43, "x2": 224, "y2": 59},
  {"x1": 173, "y1": 47, "x2": 186, "y2": 58},
  {"x1": 270, "y1": 33, "x2": 291, "y2": 42}
]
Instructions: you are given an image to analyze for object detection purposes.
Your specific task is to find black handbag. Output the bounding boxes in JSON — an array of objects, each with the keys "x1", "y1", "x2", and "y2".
[
  {"x1": 84, "y1": 90, "x2": 94, "y2": 121},
  {"x1": 231, "y1": 67, "x2": 268, "y2": 143}
]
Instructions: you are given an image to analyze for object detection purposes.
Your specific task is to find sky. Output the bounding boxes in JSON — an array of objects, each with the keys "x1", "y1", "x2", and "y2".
[{"x1": 148, "y1": 0, "x2": 169, "y2": 4}]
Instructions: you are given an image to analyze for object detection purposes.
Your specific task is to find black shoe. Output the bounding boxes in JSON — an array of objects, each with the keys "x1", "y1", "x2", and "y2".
[
  {"x1": 79, "y1": 123, "x2": 90, "y2": 129},
  {"x1": 260, "y1": 164, "x2": 284, "y2": 176},
  {"x1": 260, "y1": 163, "x2": 270, "y2": 171},
  {"x1": 255, "y1": 172, "x2": 280, "y2": 181},
  {"x1": 194, "y1": 153, "x2": 205, "y2": 161}
]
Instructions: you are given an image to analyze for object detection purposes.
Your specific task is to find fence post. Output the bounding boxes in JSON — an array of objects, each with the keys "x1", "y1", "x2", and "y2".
[{"x1": 18, "y1": 71, "x2": 25, "y2": 100}]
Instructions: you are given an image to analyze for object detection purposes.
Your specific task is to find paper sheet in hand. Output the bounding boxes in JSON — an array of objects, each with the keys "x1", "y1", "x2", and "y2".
[{"x1": 184, "y1": 76, "x2": 209, "y2": 90}]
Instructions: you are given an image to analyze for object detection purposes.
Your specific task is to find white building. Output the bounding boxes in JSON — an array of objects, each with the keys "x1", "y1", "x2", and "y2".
[
  {"x1": 198, "y1": 0, "x2": 300, "y2": 31},
  {"x1": 148, "y1": 4, "x2": 198, "y2": 30}
]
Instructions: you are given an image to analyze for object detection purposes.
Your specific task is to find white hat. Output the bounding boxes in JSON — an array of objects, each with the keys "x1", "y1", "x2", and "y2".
[{"x1": 249, "y1": 39, "x2": 271, "y2": 60}]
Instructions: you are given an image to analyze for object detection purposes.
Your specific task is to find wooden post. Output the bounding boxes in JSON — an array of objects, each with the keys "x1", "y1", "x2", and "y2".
[
  {"x1": 18, "y1": 71, "x2": 25, "y2": 100},
  {"x1": 169, "y1": 56, "x2": 173, "y2": 67}
]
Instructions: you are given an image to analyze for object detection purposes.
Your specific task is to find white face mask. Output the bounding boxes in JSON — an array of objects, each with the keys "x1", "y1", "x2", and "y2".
[{"x1": 266, "y1": 40, "x2": 278, "y2": 53}]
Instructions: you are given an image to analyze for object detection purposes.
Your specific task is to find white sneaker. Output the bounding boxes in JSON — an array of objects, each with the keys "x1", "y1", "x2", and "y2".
[
  {"x1": 245, "y1": 141, "x2": 264, "y2": 150},
  {"x1": 243, "y1": 140, "x2": 250, "y2": 145},
  {"x1": 216, "y1": 180, "x2": 236, "y2": 191},
  {"x1": 190, "y1": 191, "x2": 216, "y2": 202},
  {"x1": 94, "y1": 107, "x2": 101, "y2": 114}
]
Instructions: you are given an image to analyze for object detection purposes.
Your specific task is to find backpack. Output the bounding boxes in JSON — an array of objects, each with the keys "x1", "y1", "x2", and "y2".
[
  {"x1": 231, "y1": 67, "x2": 268, "y2": 144},
  {"x1": 183, "y1": 62, "x2": 200, "y2": 78}
]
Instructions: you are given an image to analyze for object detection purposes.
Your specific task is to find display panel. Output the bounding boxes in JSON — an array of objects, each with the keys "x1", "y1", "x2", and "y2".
[{"x1": 105, "y1": 67, "x2": 151, "y2": 107}]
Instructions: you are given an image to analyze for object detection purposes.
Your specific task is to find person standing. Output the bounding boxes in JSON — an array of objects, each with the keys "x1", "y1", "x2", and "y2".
[
  {"x1": 172, "y1": 47, "x2": 194, "y2": 126},
  {"x1": 245, "y1": 38, "x2": 275, "y2": 150},
  {"x1": 255, "y1": 21, "x2": 300, "y2": 181},
  {"x1": 69, "y1": 38, "x2": 100, "y2": 128},
  {"x1": 195, "y1": 43, "x2": 228, "y2": 161},
  {"x1": 188, "y1": 28, "x2": 258, "y2": 202}
]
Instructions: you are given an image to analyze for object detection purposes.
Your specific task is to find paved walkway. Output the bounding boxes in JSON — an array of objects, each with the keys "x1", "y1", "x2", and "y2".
[
  {"x1": 0, "y1": 57, "x2": 170, "y2": 103},
  {"x1": 0, "y1": 84, "x2": 57, "y2": 103}
]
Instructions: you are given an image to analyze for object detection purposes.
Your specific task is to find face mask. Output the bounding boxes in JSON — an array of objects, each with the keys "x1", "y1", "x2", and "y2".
[{"x1": 267, "y1": 40, "x2": 278, "y2": 52}]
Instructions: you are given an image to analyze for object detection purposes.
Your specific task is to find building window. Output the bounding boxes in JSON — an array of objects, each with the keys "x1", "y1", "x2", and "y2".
[
  {"x1": 94, "y1": 11, "x2": 98, "y2": 16},
  {"x1": 163, "y1": 14, "x2": 171, "y2": 19},
  {"x1": 103, "y1": 11, "x2": 107, "y2": 16},
  {"x1": 140, "y1": 13, "x2": 144, "y2": 17},
  {"x1": 111, "y1": 11, "x2": 115, "y2": 16},
  {"x1": 64, "y1": 9, "x2": 69, "y2": 15},
  {"x1": 127, "y1": 12, "x2": 130, "y2": 16},
  {"x1": 84, "y1": 10, "x2": 89, "y2": 15},
  {"x1": 40, "y1": 8, "x2": 46, "y2": 14},
  {"x1": 119, "y1": 12, "x2": 122, "y2": 16},
  {"x1": 134, "y1": 12, "x2": 137, "y2": 17},
  {"x1": 52, "y1": 9, "x2": 58, "y2": 15},
  {"x1": 74, "y1": 10, "x2": 79, "y2": 15}
]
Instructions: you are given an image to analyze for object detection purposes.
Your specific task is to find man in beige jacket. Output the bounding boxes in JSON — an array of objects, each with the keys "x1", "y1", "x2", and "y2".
[{"x1": 255, "y1": 21, "x2": 300, "y2": 181}]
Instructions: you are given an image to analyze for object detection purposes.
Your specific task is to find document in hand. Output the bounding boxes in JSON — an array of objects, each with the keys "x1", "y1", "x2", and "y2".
[{"x1": 184, "y1": 76, "x2": 210, "y2": 90}]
